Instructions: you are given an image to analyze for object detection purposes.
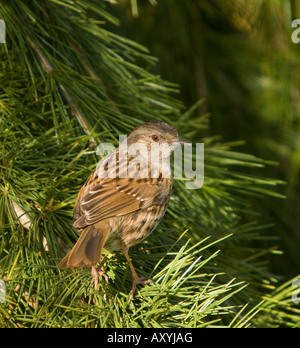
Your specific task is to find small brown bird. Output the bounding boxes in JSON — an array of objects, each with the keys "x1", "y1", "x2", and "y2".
[{"x1": 58, "y1": 121, "x2": 187, "y2": 297}]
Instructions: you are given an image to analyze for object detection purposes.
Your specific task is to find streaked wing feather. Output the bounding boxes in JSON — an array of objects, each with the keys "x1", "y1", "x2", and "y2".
[{"x1": 73, "y1": 173, "x2": 166, "y2": 229}]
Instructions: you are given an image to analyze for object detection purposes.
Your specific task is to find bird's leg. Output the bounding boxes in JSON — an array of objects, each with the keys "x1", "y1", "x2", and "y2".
[
  {"x1": 121, "y1": 246, "x2": 153, "y2": 298},
  {"x1": 91, "y1": 256, "x2": 109, "y2": 290},
  {"x1": 91, "y1": 266, "x2": 99, "y2": 290},
  {"x1": 97, "y1": 256, "x2": 110, "y2": 283}
]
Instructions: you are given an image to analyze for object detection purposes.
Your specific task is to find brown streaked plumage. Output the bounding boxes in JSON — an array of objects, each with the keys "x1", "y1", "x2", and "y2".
[{"x1": 58, "y1": 121, "x2": 187, "y2": 298}]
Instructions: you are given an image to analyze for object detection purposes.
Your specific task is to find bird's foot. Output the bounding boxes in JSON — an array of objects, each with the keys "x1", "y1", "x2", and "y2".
[
  {"x1": 130, "y1": 276, "x2": 153, "y2": 299},
  {"x1": 91, "y1": 266, "x2": 109, "y2": 291}
]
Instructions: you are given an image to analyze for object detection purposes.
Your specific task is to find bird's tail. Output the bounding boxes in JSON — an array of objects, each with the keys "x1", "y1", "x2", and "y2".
[{"x1": 58, "y1": 221, "x2": 110, "y2": 269}]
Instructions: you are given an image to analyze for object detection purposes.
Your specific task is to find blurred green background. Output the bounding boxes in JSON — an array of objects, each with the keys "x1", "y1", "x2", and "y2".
[{"x1": 112, "y1": 0, "x2": 300, "y2": 278}]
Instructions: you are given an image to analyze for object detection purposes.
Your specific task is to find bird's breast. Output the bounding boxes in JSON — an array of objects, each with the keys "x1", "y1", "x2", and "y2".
[{"x1": 104, "y1": 189, "x2": 171, "y2": 252}]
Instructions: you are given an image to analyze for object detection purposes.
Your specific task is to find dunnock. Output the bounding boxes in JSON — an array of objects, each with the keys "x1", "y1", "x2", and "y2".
[{"x1": 58, "y1": 121, "x2": 187, "y2": 297}]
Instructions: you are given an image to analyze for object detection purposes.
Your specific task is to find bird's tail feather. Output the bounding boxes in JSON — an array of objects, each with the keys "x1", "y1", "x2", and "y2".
[{"x1": 58, "y1": 221, "x2": 110, "y2": 269}]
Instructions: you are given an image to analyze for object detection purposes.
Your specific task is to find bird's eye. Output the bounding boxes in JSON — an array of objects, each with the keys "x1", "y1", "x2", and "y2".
[{"x1": 152, "y1": 135, "x2": 159, "y2": 142}]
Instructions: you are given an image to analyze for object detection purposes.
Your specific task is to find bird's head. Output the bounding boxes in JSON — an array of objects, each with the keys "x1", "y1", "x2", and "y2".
[{"x1": 127, "y1": 121, "x2": 188, "y2": 151}]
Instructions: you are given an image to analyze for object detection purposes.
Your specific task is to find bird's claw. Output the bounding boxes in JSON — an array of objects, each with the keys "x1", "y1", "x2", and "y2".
[
  {"x1": 91, "y1": 266, "x2": 109, "y2": 291},
  {"x1": 130, "y1": 276, "x2": 153, "y2": 299}
]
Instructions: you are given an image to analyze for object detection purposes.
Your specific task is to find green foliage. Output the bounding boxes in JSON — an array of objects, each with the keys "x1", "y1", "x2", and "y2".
[{"x1": 0, "y1": 0, "x2": 299, "y2": 328}]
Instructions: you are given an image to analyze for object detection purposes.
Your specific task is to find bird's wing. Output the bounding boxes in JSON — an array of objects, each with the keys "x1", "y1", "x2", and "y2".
[{"x1": 73, "y1": 164, "x2": 170, "y2": 230}]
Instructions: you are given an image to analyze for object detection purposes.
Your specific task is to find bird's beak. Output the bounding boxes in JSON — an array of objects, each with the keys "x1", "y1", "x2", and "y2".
[
  {"x1": 171, "y1": 137, "x2": 192, "y2": 150},
  {"x1": 178, "y1": 137, "x2": 192, "y2": 146}
]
